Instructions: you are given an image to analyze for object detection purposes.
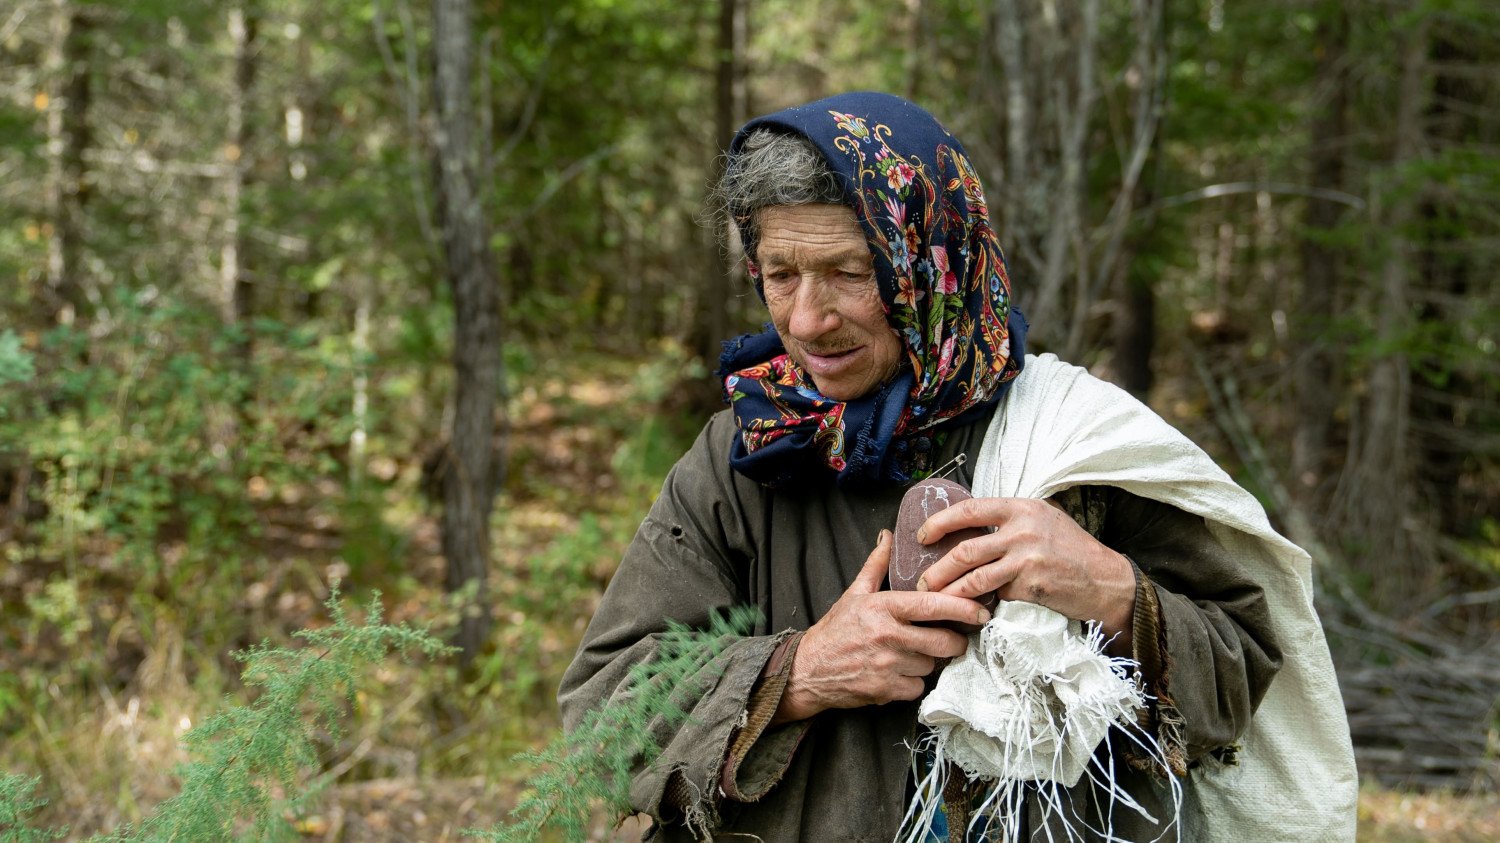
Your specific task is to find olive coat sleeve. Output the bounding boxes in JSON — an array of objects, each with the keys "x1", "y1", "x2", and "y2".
[
  {"x1": 1077, "y1": 486, "x2": 1284, "y2": 765},
  {"x1": 556, "y1": 414, "x2": 793, "y2": 834}
]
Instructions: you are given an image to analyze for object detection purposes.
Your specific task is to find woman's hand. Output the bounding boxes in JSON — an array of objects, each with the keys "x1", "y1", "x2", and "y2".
[
  {"x1": 915, "y1": 497, "x2": 1136, "y2": 648},
  {"x1": 774, "y1": 530, "x2": 990, "y2": 725}
]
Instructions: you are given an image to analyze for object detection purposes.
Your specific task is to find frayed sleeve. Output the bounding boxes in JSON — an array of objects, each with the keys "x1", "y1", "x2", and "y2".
[
  {"x1": 558, "y1": 415, "x2": 788, "y2": 834},
  {"x1": 1100, "y1": 488, "x2": 1284, "y2": 765}
]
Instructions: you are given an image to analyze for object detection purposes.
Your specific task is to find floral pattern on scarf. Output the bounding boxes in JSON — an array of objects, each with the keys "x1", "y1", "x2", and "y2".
[{"x1": 720, "y1": 92, "x2": 1027, "y2": 488}]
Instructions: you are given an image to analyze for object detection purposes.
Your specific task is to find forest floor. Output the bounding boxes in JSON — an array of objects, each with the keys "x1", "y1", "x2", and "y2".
[
  {"x1": 299, "y1": 778, "x2": 1500, "y2": 842},
  {"x1": 4, "y1": 355, "x2": 1497, "y2": 840}
]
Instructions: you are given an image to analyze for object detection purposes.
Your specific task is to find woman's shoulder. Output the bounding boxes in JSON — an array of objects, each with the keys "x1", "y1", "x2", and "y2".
[{"x1": 660, "y1": 408, "x2": 756, "y2": 504}]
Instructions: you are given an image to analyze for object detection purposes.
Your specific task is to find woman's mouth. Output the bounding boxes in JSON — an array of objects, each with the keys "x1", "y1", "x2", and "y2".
[{"x1": 801, "y1": 346, "x2": 864, "y2": 375}]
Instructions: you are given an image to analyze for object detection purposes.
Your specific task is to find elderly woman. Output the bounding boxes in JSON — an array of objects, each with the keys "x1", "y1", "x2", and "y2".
[{"x1": 560, "y1": 92, "x2": 1355, "y2": 841}]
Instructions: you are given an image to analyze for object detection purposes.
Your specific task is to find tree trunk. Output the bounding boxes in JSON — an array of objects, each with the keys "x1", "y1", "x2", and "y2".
[
  {"x1": 904, "y1": 0, "x2": 927, "y2": 101},
  {"x1": 1340, "y1": 12, "x2": 1428, "y2": 608},
  {"x1": 351, "y1": 281, "x2": 371, "y2": 485},
  {"x1": 1412, "y1": 32, "x2": 1490, "y2": 542},
  {"x1": 695, "y1": 0, "x2": 744, "y2": 376},
  {"x1": 45, "y1": 0, "x2": 93, "y2": 325},
  {"x1": 1112, "y1": 265, "x2": 1156, "y2": 398},
  {"x1": 222, "y1": 3, "x2": 258, "y2": 361},
  {"x1": 993, "y1": 0, "x2": 1029, "y2": 221},
  {"x1": 433, "y1": 0, "x2": 501, "y2": 663},
  {"x1": 1109, "y1": 0, "x2": 1167, "y2": 398},
  {"x1": 1292, "y1": 3, "x2": 1348, "y2": 499}
]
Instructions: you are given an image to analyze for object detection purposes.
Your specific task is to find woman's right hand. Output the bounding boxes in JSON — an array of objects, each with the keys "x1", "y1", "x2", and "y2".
[{"x1": 772, "y1": 530, "x2": 990, "y2": 725}]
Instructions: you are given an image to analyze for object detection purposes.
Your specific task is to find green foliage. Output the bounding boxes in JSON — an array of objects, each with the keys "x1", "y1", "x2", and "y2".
[
  {"x1": 10, "y1": 294, "x2": 345, "y2": 567},
  {"x1": 469, "y1": 606, "x2": 759, "y2": 843},
  {"x1": 0, "y1": 289, "x2": 380, "y2": 683},
  {"x1": 0, "y1": 331, "x2": 34, "y2": 392},
  {"x1": 476, "y1": 512, "x2": 606, "y2": 705},
  {"x1": 0, "y1": 774, "x2": 65, "y2": 842},
  {"x1": 93, "y1": 590, "x2": 453, "y2": 843}
]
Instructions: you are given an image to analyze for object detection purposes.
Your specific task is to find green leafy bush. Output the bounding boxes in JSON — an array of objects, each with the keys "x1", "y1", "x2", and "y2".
[
  {"x1": 1, "y1": 291, "x2": 385, "y2": 683},
  {"x1": 0, "y1": 330, "x2": 34, "y2": 392}
]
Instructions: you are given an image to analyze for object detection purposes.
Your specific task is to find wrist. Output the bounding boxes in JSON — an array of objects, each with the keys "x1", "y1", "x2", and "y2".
[
  {"x1": 771, "y1": 661, "x2": 819, "y2": 726},
  {"x1": 1100, "y1": 551, "x2": 1138, "y2": 655}
]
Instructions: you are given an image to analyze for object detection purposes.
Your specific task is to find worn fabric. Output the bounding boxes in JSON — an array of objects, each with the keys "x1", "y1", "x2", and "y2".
[
  {"x1": 918, "y1": 601, "x2": 1151, "y2": 787},
  {"x1": 977, "y1": 353, "x2": 1358, "y2": 841},
  {"x1": 720, "y1": 92, "x2": 1026, "y2": 488},
  {"x1": 558, "y1": 403, "x2": 1282, "y2": 842},
  {"x1": 905, "y1": 601, "x2": 1164, "y2": 843}
]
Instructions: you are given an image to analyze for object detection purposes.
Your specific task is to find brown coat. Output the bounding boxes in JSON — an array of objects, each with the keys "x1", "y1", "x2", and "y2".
[{"x1": 559, "y1": 409, "x2": 1281, "y2": 841}]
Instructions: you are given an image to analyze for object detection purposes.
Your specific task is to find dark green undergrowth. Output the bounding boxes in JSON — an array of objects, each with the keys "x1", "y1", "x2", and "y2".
[{"x1": 0, "y1": 595, "x2": 759, "y2": 843}]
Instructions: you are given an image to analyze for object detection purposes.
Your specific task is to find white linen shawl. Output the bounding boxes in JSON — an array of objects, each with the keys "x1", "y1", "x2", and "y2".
[{"x1": 968, "y1": 353, "x2": 1357, "y2": 841}]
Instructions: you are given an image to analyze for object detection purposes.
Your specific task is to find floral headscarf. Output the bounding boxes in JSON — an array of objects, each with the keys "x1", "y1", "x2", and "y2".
[{"x1": 720, "y1": 91, "x2": 1027, "y2": 488}]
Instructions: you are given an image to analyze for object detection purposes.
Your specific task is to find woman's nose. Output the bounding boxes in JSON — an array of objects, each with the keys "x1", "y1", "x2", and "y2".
[{"x1": 786, "y1": 279, "x2": 841, "y2": 341}]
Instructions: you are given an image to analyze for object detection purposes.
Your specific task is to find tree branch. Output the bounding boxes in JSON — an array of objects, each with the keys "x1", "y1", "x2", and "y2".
[{"x1": 1146, "y1": 181, "x2": 1367, "y2": 213}]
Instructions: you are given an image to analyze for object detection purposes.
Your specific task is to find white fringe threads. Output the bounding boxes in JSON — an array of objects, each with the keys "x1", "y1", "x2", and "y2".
[{"x1": 896, "y1": 601, "x2": 1183, "y2": 843}]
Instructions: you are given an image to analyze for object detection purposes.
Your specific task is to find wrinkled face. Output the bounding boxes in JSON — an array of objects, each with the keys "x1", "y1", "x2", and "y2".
[{"x1": 757, "y1": 204, "x2": 904, "y2": 401}]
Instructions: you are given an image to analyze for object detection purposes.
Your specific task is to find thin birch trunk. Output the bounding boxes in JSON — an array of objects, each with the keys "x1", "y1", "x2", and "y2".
[
  {"x1": 221, "y1": 1, "x2": 259, "y2": 392},
  {"x1": 994, "y1": 0, "x2": 1028, "y2": 206},
  {"x1": 351, "y1": 283, "x2": 371, "y2": 485},
  {"x1": 904, "y1": 0, "x2": 927, "y2": 101}
]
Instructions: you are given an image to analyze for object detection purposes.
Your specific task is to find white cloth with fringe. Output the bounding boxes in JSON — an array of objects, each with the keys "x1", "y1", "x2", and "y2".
[
  {"x1": 945, "y1": 352, "x2": 1357, "y2": 841},
  {"x1": 919, "y1": 600, "x2": 1147, "y2": 789}
]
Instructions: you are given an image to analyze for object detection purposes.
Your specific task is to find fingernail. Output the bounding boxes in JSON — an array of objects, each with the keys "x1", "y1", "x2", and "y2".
[
  {"x1": 977, "y1": 608, "x2": 992, "y2": 624},
  {"x1": 916, "y1": 576, "x2": 928, "y2": 592}
]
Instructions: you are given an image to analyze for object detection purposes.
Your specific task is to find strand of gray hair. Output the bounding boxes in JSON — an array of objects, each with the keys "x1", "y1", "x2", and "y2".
[{"x1": 714, "y1": 130, "x2": 843, "y2": 248}]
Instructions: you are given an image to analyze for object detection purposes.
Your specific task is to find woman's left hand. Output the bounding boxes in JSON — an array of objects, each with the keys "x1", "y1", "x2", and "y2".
[{"x1": 915, "y1": 497, "x2": 1136, "y2": 647}]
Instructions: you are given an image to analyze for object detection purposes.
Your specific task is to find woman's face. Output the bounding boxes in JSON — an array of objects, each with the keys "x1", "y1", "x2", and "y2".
[{"x1": 756, "y1": 204, "x2": 904, "y2": 401}]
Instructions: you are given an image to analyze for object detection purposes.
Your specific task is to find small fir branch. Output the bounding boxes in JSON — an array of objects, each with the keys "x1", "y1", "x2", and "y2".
[
  {"x1": 469, "y1": 606, "x2": 761, "y2": 842},
  {"x1": 0, "y1": 774, "x2": 66, "y2": 842},
  {"x1": 95, "y1": 589, "x2": 454, "y2": 843}
]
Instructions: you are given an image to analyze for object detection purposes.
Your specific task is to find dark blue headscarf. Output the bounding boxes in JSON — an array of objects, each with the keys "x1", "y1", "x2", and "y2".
[{"x1": 719, "y1": 92, "x2": 1027, "y2": 488}]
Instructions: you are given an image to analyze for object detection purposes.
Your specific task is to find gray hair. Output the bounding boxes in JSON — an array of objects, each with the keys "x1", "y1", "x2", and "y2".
[{"x1": 716, "y1": 130, "x2": 846, "y2": 257}]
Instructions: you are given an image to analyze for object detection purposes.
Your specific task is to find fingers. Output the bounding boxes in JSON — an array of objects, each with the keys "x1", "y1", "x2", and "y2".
[
  {"x1": 891, "y1": 652, "x2": 937, "y2": 678},
  {"x1": 917, "y1": 496, "x2": 1018, "y2": 545},
  {"x1": 887, "y1": 676, "x2": 926, "y2": 702},
  {"x1": 899, "y1": 623, "x2": 970, "y2": 659},
  {"x1": 944, "y1": 558, "x2": 1022, "y2": 602},
  {"x1": 884, "y1": 590, "x2": 992, "y2": 628},
  {"x1": 849, "y1": 529, "x2": 893, "y2": 594},
  {"x1": 917, "y1": 531, "x2": 1012, "y2": 593}
]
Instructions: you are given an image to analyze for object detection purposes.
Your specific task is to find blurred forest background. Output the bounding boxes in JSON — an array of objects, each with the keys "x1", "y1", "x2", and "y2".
[{"x1": 0, "y1": 0, "x2": 1497, "y2": 838}]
